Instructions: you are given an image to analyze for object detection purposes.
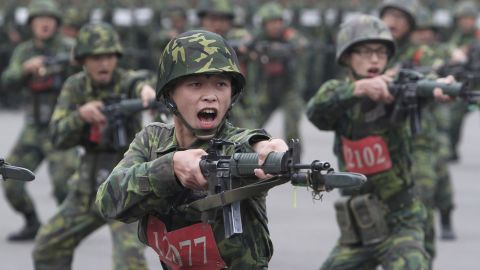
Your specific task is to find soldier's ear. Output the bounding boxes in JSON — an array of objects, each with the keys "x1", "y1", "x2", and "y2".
[{"x1": 340, "y1": 53, "x2": 351, "y2": 66}]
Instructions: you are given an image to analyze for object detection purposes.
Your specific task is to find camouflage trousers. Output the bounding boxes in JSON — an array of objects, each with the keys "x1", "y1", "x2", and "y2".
[
  {"x1": 412, "y1": 147, "x2": 437, "y2": 259},
  {"x1": 33, "y1": 187, "x2": 147, "y2": 270},
  {"x1": 2, "y1": 124, "x2": 78, "y2": 215},
  {"x1": 447, "y1": 100, "x2": 470, "y2": 159},
  {"x1": 321, "y1": 200, "x2": 429, "y2": 270}
]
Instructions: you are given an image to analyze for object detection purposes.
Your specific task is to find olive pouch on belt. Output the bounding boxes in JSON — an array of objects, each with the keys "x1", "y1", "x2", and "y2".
[
  {"x1": 350, "y1": 194, "x2": 389, "y2": 245},
  {"x1": 334, "y1": 197, "x2": 360, "y2": 245}
]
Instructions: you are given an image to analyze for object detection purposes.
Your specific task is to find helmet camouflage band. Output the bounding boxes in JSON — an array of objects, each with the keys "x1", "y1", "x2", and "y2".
[
  {"x1": 73, "y1": 22, "x2": 124, "y2": 61},
  {"x1": 453, "y1": 1, "x2": 478, "y2": 18},
  {"x1": 378, "y1": 0, "x2": 421, "y2": 29},
  {"x1": 27, "y1": 0, "x2": 62, "y2": 25},
  {"x1": 336, "y1": 14, "x2": 396, "y2": 65},
  {"x1": 258, "y1": 2, "x2": 284, "y2": 24},
  {"x1": 197, "y1": 0, "x2": 235, "y2": 19},
  {"x1": 156, "y1": 30, "x2": 245, "y2": 102}
]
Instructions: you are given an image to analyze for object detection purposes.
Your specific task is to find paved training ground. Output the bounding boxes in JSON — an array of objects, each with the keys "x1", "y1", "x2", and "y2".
[{"x1": 1, "y1": 109, "x2": 479, "y2": 269}]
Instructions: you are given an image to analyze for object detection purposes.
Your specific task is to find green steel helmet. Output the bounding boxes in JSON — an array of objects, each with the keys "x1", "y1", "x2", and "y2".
[
  {"x1": 336, "y1": 14, "x2": 396, "y2": 66},
  {"x1": 156, "y1": 30, "x2": 245, "y2": 139},
  {"x1": 415, "y1": 6, "x2": 435, "y2": 30},
  {"x1": 27, "y1": 0, "x2": 62, "y2": 25},
  {"x1": 453, "y1": 1, "x2": 478, "y2": 18},
  {"x1": 73, "y1": 22, "x2": 124, "y2": 61},
  {"x1": 257, "y1": 2, "x2": 284, "y2": 23},
  {"x1": 62, "y1": 8, "x2": 87, "y2": 29},
  {"x1": 156, "y1": 29, "x2": 245, "y2": 101},
  {"x1": 197, "y1": 0, "x2": 235, "y2": 19},
  {"x1": 378, "y1": 0, "x2": 421, "y2": 29}
]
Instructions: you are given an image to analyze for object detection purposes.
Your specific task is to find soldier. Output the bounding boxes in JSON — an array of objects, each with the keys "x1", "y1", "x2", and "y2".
[
  {"x1": 446, "y1": 0, "x2": 479, "y2": 162},
  {"x1": 1, "y1": 0, "x2": 79, "y2": 241},
  {"x1": 96, "y1": 30, "x2": 288, "y2": 269},
  {"x1": 59, "y1": 7, "x2": 88, "y2": 39},
  {"x1": 306, "y1": 15, "x2": 452, "y2": 269},
  {"x1": 410, "y1": 5, "x2": 458, "y2": 250},
  {"x1": 32, "y1": 22, "x2": 155, "y2": 270},
  {"x1": 380, "y1": 1, "x2": 453, "y2": 259},
  {"x1": 246, "y1": 2, "x2": 309, "y2": 141}
]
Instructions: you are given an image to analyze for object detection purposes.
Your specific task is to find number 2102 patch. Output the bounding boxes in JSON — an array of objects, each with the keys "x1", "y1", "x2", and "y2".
[{"x1": 341, "y1": 136, "x2": 392, "y2": 176}]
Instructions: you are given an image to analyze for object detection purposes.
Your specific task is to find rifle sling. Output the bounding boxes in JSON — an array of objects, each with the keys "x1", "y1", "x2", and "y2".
[{"x1": 177, "y1": 176, "x2": 290, "y2": 212}]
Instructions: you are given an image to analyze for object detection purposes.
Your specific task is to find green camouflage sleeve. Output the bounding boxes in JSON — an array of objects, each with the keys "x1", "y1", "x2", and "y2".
[
  {"x1": 96, "y1": 124, "x2": 184, "y2": 223},
  {"x1": 49, "y1": 74, "x2": 87, "y2": 149},
  {"x1": 306, "y1": 79, "x2": 359, "y2": 131},
  {"x1": 1, "y1": 43, "x2": 27, "y2": 86}
]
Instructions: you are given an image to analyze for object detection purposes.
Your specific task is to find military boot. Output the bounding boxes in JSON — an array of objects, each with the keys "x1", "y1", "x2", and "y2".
[
  {"x1": 7, "y1": 212, "x2": 41, "y2": 241},
  {"x1": 440, "y1": 209, "x2": 456, "y2": 240}
]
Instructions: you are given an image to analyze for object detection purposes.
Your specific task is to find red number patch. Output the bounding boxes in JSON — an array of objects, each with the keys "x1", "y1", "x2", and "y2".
[
  {"x1": 341, "y1": 136, "x2": 392, "y2": 175},
  {"x1": 146, "y1": 215, "x2": 226, "y2": 270}
]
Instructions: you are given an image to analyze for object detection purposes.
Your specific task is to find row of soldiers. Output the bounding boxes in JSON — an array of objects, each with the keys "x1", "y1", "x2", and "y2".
[{"x1": 1, "y1": 0, "x2": 479, "y2": 269}]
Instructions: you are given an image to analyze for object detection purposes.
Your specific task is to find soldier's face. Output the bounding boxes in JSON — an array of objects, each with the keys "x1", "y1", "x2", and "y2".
[
  {"x1": 410, "y1": 29, "x2": 437, "y2": 45},
  {"x1": 264, "y1": 19, "x2": 284, "y2": 38},
  {"x1": 381, "y1": 8, "x2": 411, "y2": 41},
  {"x1": 201, "y1": 14, "x2": 232, "y2": 37},
  {"x1": 83, "y1": 54, "x2": 118, "y2": 85},
  {"x1": 171, "y1": 74, "x2": 232, "y2": 131},
  {"x1": 346, "y1": 43, "x2": 388, "y2": 78},
  {"x1": 31, "y1": 16, "x2": 58, "y2": 40},
  {"x1": 457, "y1": 16, "x2": 477, "y2": 33}
]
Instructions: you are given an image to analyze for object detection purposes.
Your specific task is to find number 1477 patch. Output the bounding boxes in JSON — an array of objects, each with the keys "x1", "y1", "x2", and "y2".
[{"x1": 341, "y1": 136, "x2": 392, "y2": 176}]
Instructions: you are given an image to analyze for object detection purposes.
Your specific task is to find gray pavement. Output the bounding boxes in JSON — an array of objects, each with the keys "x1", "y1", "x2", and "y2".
[{"x1": 0, "y1": 109, "x2": 479, "y2": 270}]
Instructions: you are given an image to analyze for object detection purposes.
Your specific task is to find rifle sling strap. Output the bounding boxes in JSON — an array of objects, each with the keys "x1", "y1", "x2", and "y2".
[{"x1": 177, "y1": 176, "x2": 290, "y2": 212}]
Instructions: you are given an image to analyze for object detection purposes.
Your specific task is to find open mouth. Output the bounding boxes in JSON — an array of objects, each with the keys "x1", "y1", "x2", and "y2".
[
  {"x1": 197, "y1": 108, "x2": 218, "y2": 129},
  {"x1": 367, "y1": 67, "x2": 381, "y2": 77}
]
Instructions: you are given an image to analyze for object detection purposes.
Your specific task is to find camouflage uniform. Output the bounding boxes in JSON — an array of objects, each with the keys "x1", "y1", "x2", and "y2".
[
  {"x1": 306, "y1": 15, "x2": 429, "y2": 269},
  {"x1": 446, "y1": 0, "x2": 479, "y2": 162},
  {"x1": 1, "y1": 0, "x2": 79, "y2": 241},
  {"x1": 245, "y1": 2, "x2": 309, "y2": 140},
  {"x1": 32, "y1": 23, "x2": 147, "y2": 270},
  {"x1": 96, "y1": 30, "x2": 274, "y2": 269},
  {"x1": 380, "y1": 0, "x2": 448, "y2": 259}
]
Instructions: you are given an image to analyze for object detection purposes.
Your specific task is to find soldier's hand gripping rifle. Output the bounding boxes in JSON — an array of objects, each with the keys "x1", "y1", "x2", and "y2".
[
  {"x1": 101, "y1": 98, "x2": 167, "y2": 150},
  {"x1": 389, "y1": 69, "x2": 480, "y2": 135},
  {"x1": 0, "y1": 158, "x2": 35, "y2": 182},
  {"x1": 186, "y1": 139, "x2": 367, "y2": 238}
]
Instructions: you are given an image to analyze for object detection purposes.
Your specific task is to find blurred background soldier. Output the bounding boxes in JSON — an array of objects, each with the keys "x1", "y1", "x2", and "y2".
[
  {"x1": 406, "y1": 5, "x2": 458, "y2": 260},
  {"x1": 0, "y1": 0, "x2": 79, "y2": 242},
  {"x1": 149, "y1": 2, "x2": 190, "y2": 68},
  {"x1": 59, "y1": 7, "x2": 88, "y2": 39},
  {"x1": 0, "y1": 0, "x2": 27, "y2": 109},
  {"x1": 246, "y1": 1, "x2": 309, "y2": 141},
  {"x1": 33, "y1": 22, "x2": 155, "y2": 270},
  {"x1": 446, "y1": 0, "x2": 479, "y2": 162}
]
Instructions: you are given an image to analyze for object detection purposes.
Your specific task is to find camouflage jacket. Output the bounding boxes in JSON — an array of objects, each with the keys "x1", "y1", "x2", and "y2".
[
  {"x1": 96, "y1": 122, "x2": 273, "y2": 268},
  {"x1": 49, "y1": 68, "x2": 148, "y2": 152},
  {"x1": 306, "y1": 78, "x2": 413, "y2": 201},
  {"x1": 1, "y1": 33, "x2": 75, "y2": 125}
]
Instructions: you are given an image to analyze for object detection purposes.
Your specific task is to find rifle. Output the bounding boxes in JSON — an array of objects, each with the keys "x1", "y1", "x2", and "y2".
[
  {"x1": 101, "y1": 98, "x2": 167, "y2": 150},
  {"x1": 0, "y1": 158, "x2": 35, "y2": 181},
  {"x1": 189, "y1": 139, "x2": 367, "y2": 238},
  {"x1": 37, "y1": 53, "x2": 71, "y2": 77},
  {"x1": 389, "y1": 69, "x2": 480, "y2": 135},
  {"x1": 438, "y1": 41, "x2": 480, "y2": 87}
]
